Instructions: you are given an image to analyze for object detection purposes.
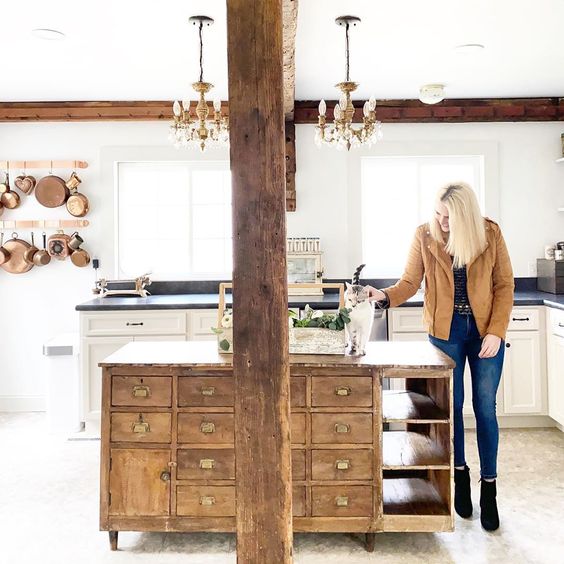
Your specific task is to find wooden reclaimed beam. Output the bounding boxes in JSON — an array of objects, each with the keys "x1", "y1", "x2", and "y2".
[
  {"x1": 285, "y1": 120, "x2": 296, "y2": 212},
  {"x1": 2, "y1": 97, "x2": 564, "y2": 123},
  {"x1": 282, "y1": 0, "x2": 298, "y2": 120},
  {"x1": 294, "y1": 97, "x2": 564, "y2": 123},
  {"x1": 226, "y1": 1, "x2": 293, "y2": 563}
]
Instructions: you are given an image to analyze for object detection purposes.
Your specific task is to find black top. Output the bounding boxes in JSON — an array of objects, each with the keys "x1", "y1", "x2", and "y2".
[{"x1": 453, "y1": 265, "x2": 472, "y2": 314}]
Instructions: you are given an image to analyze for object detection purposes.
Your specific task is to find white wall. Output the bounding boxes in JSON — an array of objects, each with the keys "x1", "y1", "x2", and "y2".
[{"x1": 0, "y1": 120, "x2": 563, "y2": 410}]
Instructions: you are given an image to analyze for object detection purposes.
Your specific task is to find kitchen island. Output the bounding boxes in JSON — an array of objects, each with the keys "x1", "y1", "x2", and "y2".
[{"x1": 99, "y1": 340, "x2": 455, "y2": 551}]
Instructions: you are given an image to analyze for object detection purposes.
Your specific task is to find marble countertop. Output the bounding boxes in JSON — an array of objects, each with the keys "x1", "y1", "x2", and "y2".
[{"x1": 76, "y1": 289, "x2": 564, "y2": 312}]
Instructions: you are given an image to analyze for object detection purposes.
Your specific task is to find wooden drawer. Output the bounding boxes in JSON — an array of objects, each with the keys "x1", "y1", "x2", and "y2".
[
  {"x1": 292, "y1": 449, "x2": 306, "y2": 481},
  {"x1": 177, "y1": 449, "x2": 235, "y2": 480},
  {"x1": 177, "y1": 485, "x2": 235, "y2": 517},
  {"x1": 507, "y1": 308, "x2": 540, "y2": 331},
  {"x1": 291, "y1": 413, "x2": 306, "y2": 445},
  {"x1": 178, "y1": 413, "x2": 234, "y2": 444},
  {"x1": 293, "y1": 486, "x2": 306, "y2": 517},
  {"x1": 312, "y1": 485, "x2": 373, "y2": 517},
  {"x1": 110, "y1": 413, "x2": 171, "y2": 443},
  {"x1": 291, "y1": 377, "x2": 306, "y2": 407},
  {"x1": 312, "y1": 376, "x2": 372, "y2": 407},
  {"x1": 312, "y1": 449, "x2": 373, "y2": 480},
  {"x1": 112, "y1": 376, "x2": 171, "y2": 407},
  {"x1": 179, "y1": 377, "x2": 234, "y2": 407},
  {"x1": 82, "y1": 311, "x2": 186, "y2": 336},
  {"x1": 311, "y1": 413, "x2": 372, "y2": 444}
]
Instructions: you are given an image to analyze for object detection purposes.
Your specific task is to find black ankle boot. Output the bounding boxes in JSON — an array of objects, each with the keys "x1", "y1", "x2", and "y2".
[
  {"x1": 454, "y1": 465, "x2": 473, "y2": 518},
  {"x1": 480, "y1": 479, "x2": 500, "y2": 531}
]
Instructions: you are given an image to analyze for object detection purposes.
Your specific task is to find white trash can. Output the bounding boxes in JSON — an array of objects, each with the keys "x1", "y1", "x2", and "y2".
[{"x1": 43, "y1": 333, "x2": 82, "y2": 434}]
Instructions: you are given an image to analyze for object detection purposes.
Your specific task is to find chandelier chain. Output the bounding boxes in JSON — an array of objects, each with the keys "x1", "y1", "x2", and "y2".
[
  {"x1": 345, "y1": 23, "x2": 350, "y2": 82},
  {"x1": 199, "y1": 21, "x2": 204, "y2": 83}
]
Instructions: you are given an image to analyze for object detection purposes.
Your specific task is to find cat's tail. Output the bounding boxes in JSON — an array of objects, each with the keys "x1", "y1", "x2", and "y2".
[{"x1": 352, "y1": 264, "x2": 366, "y2": 285}]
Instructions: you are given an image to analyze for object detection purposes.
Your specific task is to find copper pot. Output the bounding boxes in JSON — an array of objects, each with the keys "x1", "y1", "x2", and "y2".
[
  {"x1": 0, "y1": 232, "x2": 11, "y2": 265},
  {"x1": 35, "y1": 175, "x2": 69, "y2": 208},
  {"x1": 0, "y1": 172, "x2": 21, "y2": 209},
  {"x1": 47, "y1": 231, "x2": 71, "y2": 260},
  {"x1": 23, "y1": 232, "x2": 39, "y2": 265},
  {"x1": 70, "y1": 247, "x2": 91, "y2": 267},
  {"x1": 65, "y1": 173, "x2": 89, "y2": 217},
  {"x1": 33, "y1": 232, "x2": 51, "y2": 266}
]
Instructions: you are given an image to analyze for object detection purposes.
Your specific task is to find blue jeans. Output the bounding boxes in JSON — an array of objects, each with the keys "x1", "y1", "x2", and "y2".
[{"x1": 428, "y1": 313, "x2": 504, "y2": 479}]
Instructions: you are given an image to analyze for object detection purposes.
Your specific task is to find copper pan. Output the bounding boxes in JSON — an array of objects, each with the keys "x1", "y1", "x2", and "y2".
[
  {"x1": 0, "y1": 172, "x2": 21, "y2": 209},
  {"x1": 66, "y1": 173, "x2": 89, "y2": 217},
  {"x1": 35, "y1": 175, "x2": 69, "y2": 208},
  {"x1": 33, "y1": 232, "x2": 51, "y2": 266},
  {"x1": 0, "y1": 232, "x2": 33, "y2": 274},
  {"x1": 0, "y1": 233, "x2": 11, "y2": 265},
  {"x1": 23, "y1": 232, "x2": 39, "y2": 265}
]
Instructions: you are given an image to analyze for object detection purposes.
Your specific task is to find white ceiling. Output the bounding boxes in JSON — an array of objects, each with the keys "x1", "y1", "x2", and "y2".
[{"x1": 2, "y1": 0, "x2": 564, "y2": 102}]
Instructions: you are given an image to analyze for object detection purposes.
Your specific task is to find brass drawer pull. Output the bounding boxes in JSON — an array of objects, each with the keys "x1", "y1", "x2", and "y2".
[
  {"x1": 201, "y1": 387, "x2": 216, "y2": 396},
  {"x1": 199, "y1": 458, "x2": 216, "y2": 469},
  {"x1": 335, "y1": 496, "x2": 349, "y2": 507},
  {"x1": 335, "y1": 423, "x2": 350, "y2": 434},
  {"x1": 335, "y1": 459, "x2": 350, "y2": 470},
  {"x1": 132, "y1": 421, "x2": 150, "y2": 433},
  {"x1": 335, "y1": 386, "x2": 351, "y2": 396},
  {"x1": 132, "y1": 385, "x2": 150, "y2": 398},
  {"x1": 200, "y1": 496, "x2": 216, "y2": 506},
  {"x1": 200, "y1": 422, "x2": 216, "y2": 434}
]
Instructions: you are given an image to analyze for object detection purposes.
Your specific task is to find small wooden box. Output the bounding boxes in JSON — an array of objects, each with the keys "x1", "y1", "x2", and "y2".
[{"x1": 537, "y1": 259, "x2": 564, "y2": 294}]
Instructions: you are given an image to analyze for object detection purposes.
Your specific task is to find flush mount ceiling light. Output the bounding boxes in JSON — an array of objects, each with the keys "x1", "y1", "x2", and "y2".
[
  {"x1": 315, "y1": 15, "x2": 382, "y2": 151},
  {"x1": 454, "y1": 43, "x2": 485, "y2": 55},
  {"x1": 169, "y1": 15, "x2": 229, "y2": 152},
  {"x1": 31, "y1": 28, "x2": 65, "y2": 40},
  {"x1": 419, "y1": 83, "x2": 446, "y2": 105}
]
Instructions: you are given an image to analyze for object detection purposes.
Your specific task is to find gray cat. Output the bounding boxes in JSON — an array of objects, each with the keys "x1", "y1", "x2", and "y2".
[{"x1": 345, "y1": 264, "x2": 375, "y2": 356}]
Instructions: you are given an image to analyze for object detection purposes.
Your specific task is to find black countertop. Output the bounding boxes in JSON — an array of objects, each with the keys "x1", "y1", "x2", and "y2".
[{"x1": 76, "y1": 289, "x2": 564, "y2": 312}]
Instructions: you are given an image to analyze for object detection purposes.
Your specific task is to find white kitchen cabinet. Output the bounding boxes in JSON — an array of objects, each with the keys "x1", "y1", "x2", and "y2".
[
  {"x1": 547, "y1": 308, "x2": 564, "y2": 427},
  {"x1": 188, "y1": 309, "x2": 218, "y2": 341}
]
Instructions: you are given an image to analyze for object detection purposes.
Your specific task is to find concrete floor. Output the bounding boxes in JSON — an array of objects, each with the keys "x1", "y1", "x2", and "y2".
[{"x1": 1, "y1": 412, "x2": 563, "y2": 564}]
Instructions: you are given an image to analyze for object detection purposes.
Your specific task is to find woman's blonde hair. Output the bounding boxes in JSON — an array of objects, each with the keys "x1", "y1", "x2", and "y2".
[{"x1": 429, "y1": 181, "x2": 487, "y2": 268}]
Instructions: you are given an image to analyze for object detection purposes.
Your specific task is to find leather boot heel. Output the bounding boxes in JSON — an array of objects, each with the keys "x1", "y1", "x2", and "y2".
[
  {"x1": 480, "y1": 479, "x2": 500, "y2": 531},
  {"x1": 454, "y1": 465, "x2": 473, "y2": 518}
]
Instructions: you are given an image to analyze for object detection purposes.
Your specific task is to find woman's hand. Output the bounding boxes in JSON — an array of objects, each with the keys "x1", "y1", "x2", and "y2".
[
  {"x1": 479, "y1": 334, "x2": 502, "y2": 358},
  {"x1": 365, "y1": 285, "x2": 387, "y2": 302}
]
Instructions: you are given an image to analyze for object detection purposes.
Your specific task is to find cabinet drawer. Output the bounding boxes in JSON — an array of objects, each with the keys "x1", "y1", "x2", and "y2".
[
  {"x1": 178, "y1": 414, "x2": 234, "y2": 444},
  {"x1": 110, "y1": 413, "x2": 171, "y2": 443},
  {"x1": 177, "y1": 449, "x2": 235, "y2": 480},
  {"x1": 291, "y1": 377, "x2": 306, "y2": 407},
  {"x1": 293, "y1": 486, "x2": 306, "y2": 517},
  {"x1": 177, "y1": 485, "x2": 235, "y2": 517},
  {"x1": 312, "y1": 485, "x2": 373, "y2": 517},
  {"x1": 390, "y1": 308, "x2": 425, "y2": 333},
  {"x1": 112, "y1": 376, "x2": 172, "y2": 407},
  {"x1": 507, "y1": 308, "x2": 540, "y2": 331},
  {"x1": 549, "y1": 308, "x2": 564, "y2": 338},
  {"x1": 312, "y1": 449, "x2": 373, "y2": 480},
  {"x1": 82, "y1": 311, "x2": 186, "y2": 336},
  {"x1": 179, "y1": 377, "x2": 234, "y2": 407},
  {"x1": 291, "y1": 413, "x2": 306, "y2": 445},
  {"x1": 311, "y1": 413, "x2": 372, "y2": 444},
  {"x1": 312, "y1": 376, "x2": 372, "y2": 407},
  {"x1": 292, "y1": 449, "x2": 306, "y2": 481},
  {"x1": 190, "y1": 310, "x2": 218, "y2": 337}
]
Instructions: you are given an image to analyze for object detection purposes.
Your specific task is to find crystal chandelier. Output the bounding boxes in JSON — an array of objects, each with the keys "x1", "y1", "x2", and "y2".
[
  {"x1": 169, "y1": 16, "x2": 229, "y2": 151},
  {"x1": 315, "y1": 16, "x2": 382, "y2": 151}
]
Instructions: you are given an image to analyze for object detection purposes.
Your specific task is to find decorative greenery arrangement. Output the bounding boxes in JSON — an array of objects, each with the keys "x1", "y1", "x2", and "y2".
[{"x1": 288, "y1": 305, "x2": 351, "y2": 331}]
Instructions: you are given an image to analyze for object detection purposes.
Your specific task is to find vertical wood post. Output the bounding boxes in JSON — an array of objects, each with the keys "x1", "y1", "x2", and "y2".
[{"x1": 226, "y1": 1, "x2": 293, "y2": 563}]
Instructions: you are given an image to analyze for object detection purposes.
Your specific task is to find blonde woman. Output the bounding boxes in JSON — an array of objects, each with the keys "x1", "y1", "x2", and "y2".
[{"x1": 368, "y1": 182, "x2": 514, "y2": 531}]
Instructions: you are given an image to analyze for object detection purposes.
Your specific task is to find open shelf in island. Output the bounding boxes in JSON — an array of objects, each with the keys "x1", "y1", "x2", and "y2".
[{"x1": 382, "y1": 390, "x2": 449, "y2": 423}]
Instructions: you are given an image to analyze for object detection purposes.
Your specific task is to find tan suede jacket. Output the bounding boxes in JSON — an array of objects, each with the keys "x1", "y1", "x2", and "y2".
[{"x1": 382, "y1": 219, "x2": 514, "y2": 340}]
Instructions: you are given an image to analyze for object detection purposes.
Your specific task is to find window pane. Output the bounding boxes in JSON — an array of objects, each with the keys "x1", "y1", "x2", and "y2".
[{"x1": 193, "y1": 239, "x2": 225, "y2": 273}]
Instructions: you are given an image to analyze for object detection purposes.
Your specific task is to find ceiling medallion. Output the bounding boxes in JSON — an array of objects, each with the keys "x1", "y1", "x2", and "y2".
[
  {"x1": 169, "y1": 15, "x2": 229, "y2": 152},
  {"x1": 315, "y1": 16, "x2": 382, "y2": 151}
]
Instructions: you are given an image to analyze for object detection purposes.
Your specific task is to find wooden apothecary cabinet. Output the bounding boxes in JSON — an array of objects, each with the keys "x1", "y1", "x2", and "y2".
[{"x1": 99, "y1": 341, "x2": 454, "y2": 551}]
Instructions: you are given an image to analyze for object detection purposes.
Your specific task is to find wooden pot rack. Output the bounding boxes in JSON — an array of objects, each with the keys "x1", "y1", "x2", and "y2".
[
  {"x1": 0, "y1": 160, "x2": 88, "y2": 170},
  {"x1": 0, "y1": 219, "x2": 90, "y2": 230}
]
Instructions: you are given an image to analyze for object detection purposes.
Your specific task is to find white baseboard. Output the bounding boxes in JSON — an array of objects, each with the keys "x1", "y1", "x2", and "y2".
[
  {"x1": 464, "y1": 415, "x2": 556, "y2": 429},
  {"x1": 0, "y1": 396, "x2": 45, "y2": 412}
]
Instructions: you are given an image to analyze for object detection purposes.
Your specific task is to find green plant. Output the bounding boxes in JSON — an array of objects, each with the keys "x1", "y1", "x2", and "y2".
[{"x1": 289, "y1": 305, "x2": 351, "y2": 331}]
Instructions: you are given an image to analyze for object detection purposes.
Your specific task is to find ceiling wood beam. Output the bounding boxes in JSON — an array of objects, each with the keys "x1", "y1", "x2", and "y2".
[
  {"x1": 226, "y1": 0, "x2": 293, "y2": 562},
  {"x1": 1, "y1": 98, "x2": 563, "y2": 122},
  {"x1": 283, "y1": 0, "x2": 298, "y2": 120}
]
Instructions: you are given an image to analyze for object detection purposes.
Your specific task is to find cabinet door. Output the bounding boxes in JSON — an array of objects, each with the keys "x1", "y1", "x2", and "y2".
[
  {"x1": 502, "y1": 331, "x2": 542, "y2": 414},
  {"x1": 81, "y1": 336, "x2": 132, "y2": 432},
  {"x1": 188, "y1": 309, "x2": 219, "y2": 341},
  {"x1": 548, "y1": 335, "x2": 564, "y2": 425},
  {"x1": 109, "y1": 449, "x2": 171, "y2": 516}
]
